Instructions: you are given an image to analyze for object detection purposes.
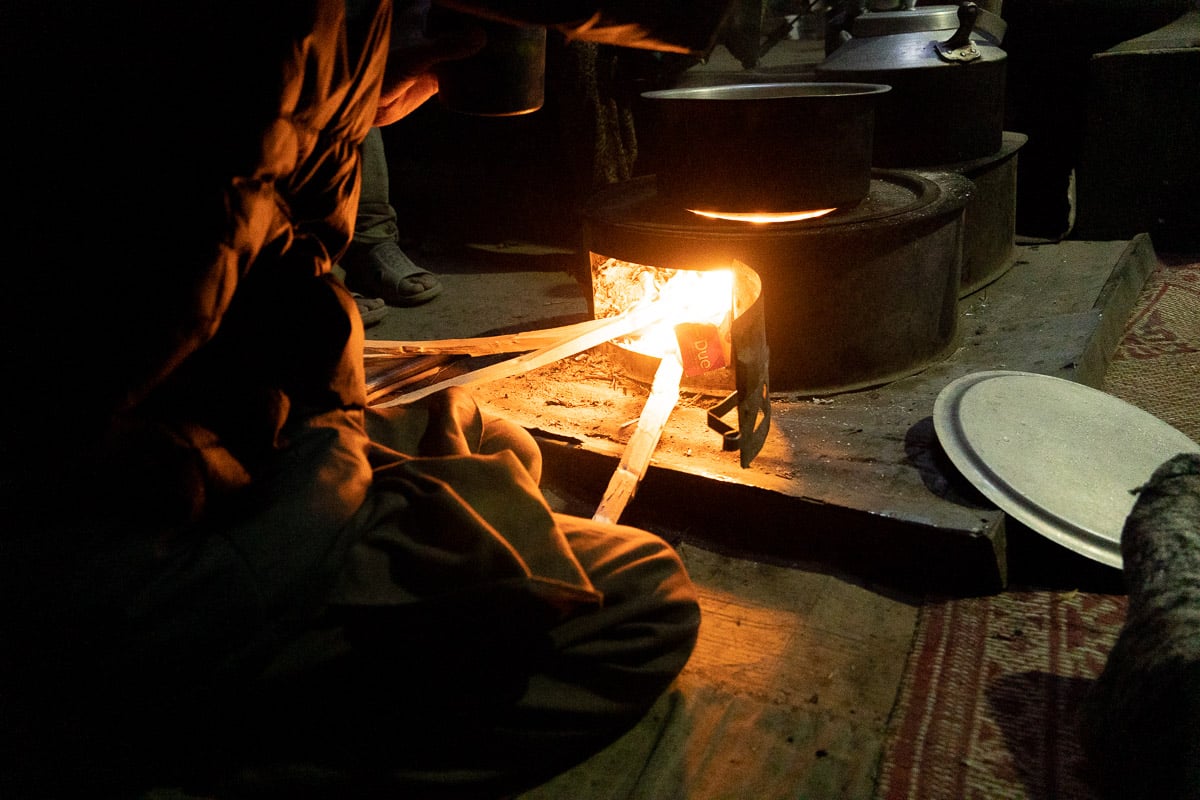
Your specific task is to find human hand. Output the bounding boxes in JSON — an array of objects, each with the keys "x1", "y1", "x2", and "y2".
[{"x1": 374, "y1": 27, "x2": 486, "y2": 126}]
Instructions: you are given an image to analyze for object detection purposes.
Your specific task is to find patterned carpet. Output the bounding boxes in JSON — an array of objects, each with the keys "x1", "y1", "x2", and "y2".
[
  {"x1": 875, "y1": 252, "x2": 1200, "y2": 800},
  {"x1": 877, "y1": 591, "x2": 1127, "y2": 799},
  {"x1": 1102, "y1": 252, "x2": 1200, "y2": 443}
]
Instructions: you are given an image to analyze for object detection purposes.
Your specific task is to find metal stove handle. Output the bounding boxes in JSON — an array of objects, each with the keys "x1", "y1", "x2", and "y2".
[{"x1": 706, "y1": 392, "x2": 743, "y2": 452}]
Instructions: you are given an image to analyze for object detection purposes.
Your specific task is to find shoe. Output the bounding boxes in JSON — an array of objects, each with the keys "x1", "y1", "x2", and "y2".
[
  {"x1": 352, "y1": 292, "x2": 387, "y2": 328},
  {"x1": 341, "y1": 241, "x2": 443, "y2": 307}
]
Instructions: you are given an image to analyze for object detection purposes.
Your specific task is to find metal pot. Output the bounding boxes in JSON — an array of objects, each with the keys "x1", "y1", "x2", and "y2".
[
  {"x1": 638, "y1": 82, "x2": 891, "y2": 213},
  {"x1": 816, "y1": 2, "x2": 1007, "y2": 166}
]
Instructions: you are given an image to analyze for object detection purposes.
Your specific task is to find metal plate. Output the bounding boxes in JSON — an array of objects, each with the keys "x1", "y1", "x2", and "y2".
[{"x1": 934, "y1": 370, "x2": 1200, "y2": 567}]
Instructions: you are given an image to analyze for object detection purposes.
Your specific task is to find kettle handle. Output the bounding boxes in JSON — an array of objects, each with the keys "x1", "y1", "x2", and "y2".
[
  {"x1": 964, "y1": 1, "x2": 1007, "y2": 46},
  {"x1": 936, "y1": 2, "x2": 986, "y2": 63},
  {"x1": 944, "y1": 2, "x2": 979, "y2": 50}
]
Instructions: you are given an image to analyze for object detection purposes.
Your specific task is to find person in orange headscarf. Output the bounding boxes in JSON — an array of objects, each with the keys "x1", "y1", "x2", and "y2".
[{"x1": 1, "y1": 1, "x2": 731, "y2": 797}]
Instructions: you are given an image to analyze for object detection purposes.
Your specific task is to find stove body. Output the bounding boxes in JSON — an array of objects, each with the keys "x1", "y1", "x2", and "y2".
[
  {"x1": 583, "y1": 169, "x2": 972, "y2": 396},
  {"x1": 914, "y1": 131, "x2": 1025, "y2": 296}
]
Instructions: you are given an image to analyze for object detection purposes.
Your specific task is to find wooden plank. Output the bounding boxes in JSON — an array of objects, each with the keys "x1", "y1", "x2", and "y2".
[
  {"x1": 593, "y1": 354, "x2": 684, "y2": 524},
  {"x1": 364, "y1": 315, "x2": 627, "y2": 357}
]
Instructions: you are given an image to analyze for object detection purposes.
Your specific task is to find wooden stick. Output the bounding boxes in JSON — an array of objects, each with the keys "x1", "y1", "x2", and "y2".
[
  {"x1": 364, "y1": 354, "x2": 457, "y2": 402},
  {"x1": 592, "y1": 352, "x2": 684, "y2": 525},
  {"x1": 370, "y1": 303, "x2": 670, "y2": 408},
  {"x1": 363, "y1": 316, "x2": 625, "y2": 358},
  {"x1": 366, "y1": 364, "x2": 449, "y2": 404}
]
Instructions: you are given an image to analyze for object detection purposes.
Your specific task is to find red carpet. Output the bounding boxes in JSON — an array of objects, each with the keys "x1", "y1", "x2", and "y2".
[
  {"x1": 877, "y1": 591, "x2": 1126, "y2": 799},
  {"x1": 1102, "y1": 252, "x2": 1200, "y2": 442}
]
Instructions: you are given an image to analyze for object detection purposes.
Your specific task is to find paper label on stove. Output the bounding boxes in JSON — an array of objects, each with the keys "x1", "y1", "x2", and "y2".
[{"x1": 675, "y1": 322, "x2": 728, "y2": 376}]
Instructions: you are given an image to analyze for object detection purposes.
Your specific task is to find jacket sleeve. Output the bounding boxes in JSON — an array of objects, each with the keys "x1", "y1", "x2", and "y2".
[
  {"x1": 2, "y1": 0, "x2": 390, "y2": 694},
  {"x1": 2, "y1": 1, "x2": 388, "y2": 476}
]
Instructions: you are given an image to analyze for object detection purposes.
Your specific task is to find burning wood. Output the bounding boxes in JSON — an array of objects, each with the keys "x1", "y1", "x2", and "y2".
[
  {"x1": 364, "y1": 256, "x2": 759, "y2": 522},
  {"x1": 368, "y1": 301, "x2": 675, "y2": 408},
  {"x1": 591, "y1": 257, "x2": 735, "y2": 365},
  {"x1": 593, "y1": 351, "x2": 684, "y2": 524}
]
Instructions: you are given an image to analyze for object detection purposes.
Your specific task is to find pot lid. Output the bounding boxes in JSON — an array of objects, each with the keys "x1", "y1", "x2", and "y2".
[
  {"x1": 820, "y1": 2, "x2": 1006, "y2": 73},
  {"x1": 851, "y1": 6, "x2": 963, "y2": 37},
  {"x1": 816, "y1": 29, "x2": 1005, "y2": 73},
  {"x1": 934, "y1": 370, "x2": 1200, "y2": 568},
  {"x1": 851, "y1": 4, "x2": 1007, "y2": 43}
]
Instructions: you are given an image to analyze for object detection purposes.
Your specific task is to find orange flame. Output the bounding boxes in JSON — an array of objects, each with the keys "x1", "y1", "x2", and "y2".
[{"x1": 593, "y1": 259, "x2": 734, "y2": 361}]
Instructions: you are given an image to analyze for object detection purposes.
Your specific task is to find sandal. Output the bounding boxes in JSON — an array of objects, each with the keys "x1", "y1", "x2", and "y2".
[
  {"x1": 341, "y1": 241, "x2": 443, "y2": 307},
  {"x1": 352, "y1": 292, "x2": 388, "y2": 328}
]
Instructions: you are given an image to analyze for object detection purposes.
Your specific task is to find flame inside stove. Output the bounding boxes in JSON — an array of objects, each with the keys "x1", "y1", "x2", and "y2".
[
  {"x1": 689, "y1": 208, "x2": 835, "y2": 224},
  {"x1": 592, "y1": 257, "x2": 734, "y2": 364}
]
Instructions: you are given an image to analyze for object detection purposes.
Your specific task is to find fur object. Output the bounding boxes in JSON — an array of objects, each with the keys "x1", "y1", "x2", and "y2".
[{"x1": 1082, "y1": 452, "x2": 1200, "y2": 798}]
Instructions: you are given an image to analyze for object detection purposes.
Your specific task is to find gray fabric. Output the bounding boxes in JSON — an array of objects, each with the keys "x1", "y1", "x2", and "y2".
[
  {"x1": 353, "y1": 126, "x2": 401, "y2": 247},
  {"x1": 1083, "y1": 453, "x2": 1200, "y2": 799}
]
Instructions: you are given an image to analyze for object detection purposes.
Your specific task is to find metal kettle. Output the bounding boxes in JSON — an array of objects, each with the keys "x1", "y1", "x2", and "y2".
[{"x1": 816, "y1": 2, "x2": 1008, "y2": 166}]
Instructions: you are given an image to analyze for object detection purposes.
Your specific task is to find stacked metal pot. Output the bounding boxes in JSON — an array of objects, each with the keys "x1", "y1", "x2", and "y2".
[{"x1": 817, "y1": 1, "x2": 1025, "y2": 294}]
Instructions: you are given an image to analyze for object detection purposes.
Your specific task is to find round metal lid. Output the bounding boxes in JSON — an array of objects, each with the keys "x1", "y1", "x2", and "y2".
[
  {"x1": 934, "y1": 370, "x2": 1200, "y2": 568},
  {"x1": 640, "y1": 82, "x2": 891, "y2": 102},
  {"x1": 852, "y1": 6, "x2": 962, "y2": 37}
]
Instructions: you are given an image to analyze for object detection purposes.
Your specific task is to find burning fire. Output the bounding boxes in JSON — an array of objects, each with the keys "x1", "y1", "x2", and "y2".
[
  {"x1": 689, "y1": 208, "x2": 835, "y2": 224},
  {"x1": 589, "y1": 257, "x2": 741, "y2": 523},
  {"x1": 592, "y1": 258, "x2": 734, "y2": 370}
]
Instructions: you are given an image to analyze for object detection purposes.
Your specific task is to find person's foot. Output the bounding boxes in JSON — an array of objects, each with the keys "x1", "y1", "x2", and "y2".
[
  {"x1": 352, "y1": 292, "x2": 388, "y2": 328},
  {"x1": 341, "y1": 241, "x2": 443, "y2": 306}
]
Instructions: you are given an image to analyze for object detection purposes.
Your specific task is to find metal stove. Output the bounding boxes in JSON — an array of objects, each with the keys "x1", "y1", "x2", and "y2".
[{"x1": 583, "y1": 168, "x2": 972, "y2": 396}]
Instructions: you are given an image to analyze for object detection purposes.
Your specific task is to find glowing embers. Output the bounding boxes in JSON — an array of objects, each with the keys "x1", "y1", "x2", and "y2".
[
  {"x1": 689, "y1": 207, "x2": 836, "y2": 224},
  {"x1": 591, "y1": 258, "x2": 735, "y2": 376}
]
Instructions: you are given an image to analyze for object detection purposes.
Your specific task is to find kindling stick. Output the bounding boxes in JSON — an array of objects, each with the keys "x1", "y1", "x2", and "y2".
[
  {"x1": 364, "y1": 353, "x2": 457, "y2": 405},
  {"x1": 363, "y1": 315, "x2": 631, "y2": 358},
  {"x1": 369, "y1": 302, "x2": 671, "y2": 408},
  {"x1": 592, "y1": 351, "x2": 684, "y2": 525}
]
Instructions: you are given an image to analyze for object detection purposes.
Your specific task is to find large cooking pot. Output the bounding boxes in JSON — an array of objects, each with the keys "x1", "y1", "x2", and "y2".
[
  {"x1": 638, "y1": 82, "x2": 891, "y2": 213},
  {"x1": 816, "y1": 2, "x2": 1007, "y2": 166}
]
